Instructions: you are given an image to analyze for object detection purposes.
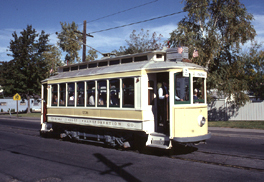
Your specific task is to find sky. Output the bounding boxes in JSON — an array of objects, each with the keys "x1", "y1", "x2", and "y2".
[{"x1": 0, "y1": 0, "x2": 264, "y2": 62}]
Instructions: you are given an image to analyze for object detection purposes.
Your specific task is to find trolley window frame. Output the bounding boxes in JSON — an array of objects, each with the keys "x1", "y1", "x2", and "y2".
[
  {"x1": 48, "y1": 76, "x2": 136, "y2": 109},
  {"x1": 193, "y1": 77, "x2": 205, "y2": 104},
  {"x1": 51, "y1": 84, "x2": 58, "y2": 106},
  {"x1": 59, "y1": 83, "x2": 66, "y2": 106},
  {"x1": 97, "y1": 80, "x2": 107, "y2": 107},
  {"x1": 77, "y1": 82, "x2": 85, "y2": 107},
  {"x1": 87, "y1": 81, "x2": 95, "y2": 107},
  {"x1": 122, "y1": 78, "x2": 134, "y2": 108},
  {"x1": 174, "y1": 73, "x2": 191, "y2": 105},
  {"x1": 67, "y1": 82, "x2": 75, "y2": 107},
  {"x1": 109, "y1": 79, "x2": 120, "y2": 107}
]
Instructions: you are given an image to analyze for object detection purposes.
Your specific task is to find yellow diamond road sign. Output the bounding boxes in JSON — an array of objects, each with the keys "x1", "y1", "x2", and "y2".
[{"x1": 13, "y1": 93, "x2": 21, "y2": 101}]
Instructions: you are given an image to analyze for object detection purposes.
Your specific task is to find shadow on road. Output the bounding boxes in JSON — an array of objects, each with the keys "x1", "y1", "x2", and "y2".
[{"x1": 94, "y1": 153, "x2": 142, "y2": 182}]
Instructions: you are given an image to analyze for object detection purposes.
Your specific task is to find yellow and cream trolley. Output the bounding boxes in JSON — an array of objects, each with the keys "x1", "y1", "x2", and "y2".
[{"x1": 40, "y1": 47, "x2": 211, "y2": 149}]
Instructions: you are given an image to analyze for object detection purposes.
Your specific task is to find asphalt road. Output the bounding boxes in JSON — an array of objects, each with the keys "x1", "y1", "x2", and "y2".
[{"x1": 0, "y1": 117, "x2": 263, "y2": 182}]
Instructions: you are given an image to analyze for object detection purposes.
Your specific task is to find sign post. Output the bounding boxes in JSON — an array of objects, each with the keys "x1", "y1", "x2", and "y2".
[{"x1": 13, "y1": 93, "x2": 21, "y2": 117}]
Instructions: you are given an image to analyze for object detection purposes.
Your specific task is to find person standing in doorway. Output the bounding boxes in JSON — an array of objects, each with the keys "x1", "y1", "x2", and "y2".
[{"x1": 158, "y1": 81, "x2": 169, "y2": 134}]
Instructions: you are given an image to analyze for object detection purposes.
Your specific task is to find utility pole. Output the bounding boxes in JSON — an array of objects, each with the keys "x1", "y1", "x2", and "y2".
[
  {"x1": 82, "y1": 20, "x2": 86, "y2": 62},
  {"x1": 73, "y1": 21, "x2": 94, "y2": 62}
]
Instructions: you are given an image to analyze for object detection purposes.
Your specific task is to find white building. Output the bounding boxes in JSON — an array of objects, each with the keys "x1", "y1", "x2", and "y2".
[{"x1": 0, "y1": 98, "x2": 41, "y2": 113}]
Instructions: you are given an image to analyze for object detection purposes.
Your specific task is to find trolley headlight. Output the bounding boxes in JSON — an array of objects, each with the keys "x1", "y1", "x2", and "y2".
[{"x1": 197, "y1": 115, "x2": 206, "y2": 127}]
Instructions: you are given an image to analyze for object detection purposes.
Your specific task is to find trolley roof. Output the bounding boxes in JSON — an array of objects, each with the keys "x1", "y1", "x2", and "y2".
[{"x1": 43, "y1": 48, "x2": 205, "y2": 82}]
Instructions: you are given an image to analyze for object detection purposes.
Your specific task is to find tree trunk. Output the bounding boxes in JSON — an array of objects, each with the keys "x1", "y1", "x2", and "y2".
[
  {"x1": 27, "y1": 95, "x2": 31, "y2": 113},
  {"x1": 205, "y1": 58, "x2": 211, "y2": 71}
]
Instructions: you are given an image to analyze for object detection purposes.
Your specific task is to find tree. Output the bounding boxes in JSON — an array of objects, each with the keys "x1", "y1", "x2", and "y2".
[
  {"x1": 0, "y1": 61, "x2": 15, "y2": 98},
  {"x1": 243, "y1": 43, "x2": 264, "y2": 100},
  {"x1": 57, "y1": 22, "x2": 82, "y2": 64},
  {"x1": 2, "y1": 25, "x2": 50, "y2": 113},
  {"x1": 86, "y1": 49, "x2": 98, "y2": 61},
  {"x1": 113, "y1": 29, "x2": 164, "y2": 56},
  {"x1": 169, "y1": 0, "x2": 256, "y2": 106},
  {"x1": 42, "y1": 45, "x2": 63, "y2": 75}
]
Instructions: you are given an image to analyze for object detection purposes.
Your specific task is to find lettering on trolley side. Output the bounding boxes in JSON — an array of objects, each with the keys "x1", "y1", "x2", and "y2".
[
  {"x1": 82, "y1": 111, "x2": 88, "y2": 115},
  {"x1": 48, "y1": 116, "x2": 140, "y2": 129}
]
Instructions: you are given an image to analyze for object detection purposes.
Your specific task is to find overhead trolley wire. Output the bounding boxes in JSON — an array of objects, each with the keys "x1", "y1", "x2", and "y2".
[
  {"x1": 58, "y1": 0, "x2": 159, "y2": 36},
  {"x1": 88, "y1": 10, "x2": 186, "y2": 34},
  {"x1": 78, "y1": 0, "x2": 159, "y2": 26},
  {"x1": 54, "y1": 8, "x2": 188, "y2": 53}
]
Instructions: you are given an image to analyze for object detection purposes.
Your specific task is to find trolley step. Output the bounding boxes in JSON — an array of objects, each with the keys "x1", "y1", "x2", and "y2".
[{"x1": 146, "y1": 132, "x2": 171, "y2": 149}]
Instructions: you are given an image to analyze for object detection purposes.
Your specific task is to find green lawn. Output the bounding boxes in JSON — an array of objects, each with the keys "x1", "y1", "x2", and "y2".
[
  {"x1": 209, "y1": 121, "x2": 264, "y2": 130},
  {"x1": 18, "y1": 112, "x2": 41, "y2": 118},
  {"x1": 1, "y1": 112, "x2": 41, "y2": 118}
]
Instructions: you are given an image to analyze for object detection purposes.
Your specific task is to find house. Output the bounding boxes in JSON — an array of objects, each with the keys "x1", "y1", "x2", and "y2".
[{"x1": 0, "y1": 97, "x2": 41, "y2": 113}]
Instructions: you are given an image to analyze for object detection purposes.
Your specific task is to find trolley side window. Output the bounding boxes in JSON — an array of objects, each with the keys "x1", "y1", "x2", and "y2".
[
  {"x1": 68, "y1": 83, "x2": 75, "y2": 106},
  {"x1": 77, "y1": 82, "x2": 85, "y2": 106},
  {"x1": 110, "y1": 59, "x2": 120, "y2": 65},
  {"x1": 98, "y1": 80, "x2": 107, "y2": 107},
  {"x1": 174, "y1": 73, "x2": 190, "y2": 104},
  {"x1": 87, "y1": 81, "x2": 95, "y2": 106},
  {"x1": 193, "y1": 77, "x2": 205, "y2": 104},
  {"x1": 79, "y1": 64, "x2": 87, "y2": 70},
  {"x1": 122, "y1": 78, "x2": 134, "y2": 108},
  {"x1": 109, "y1": 79, "x2": 120, "y2": 107},
  {"x1": 51, "y1": 84, "x2": 58, "y2": 106},
  {"x1": 59, "y1": 83, "x2": 66, "y2": 106}
]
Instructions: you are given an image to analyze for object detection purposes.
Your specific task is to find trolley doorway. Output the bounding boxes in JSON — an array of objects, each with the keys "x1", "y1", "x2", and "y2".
[
  {"x1": 157, "y1": 72, "x2": 169, "y2": 134},
  {"x1": 148, "y1": 72, "x2": 169, "y2": 134}
]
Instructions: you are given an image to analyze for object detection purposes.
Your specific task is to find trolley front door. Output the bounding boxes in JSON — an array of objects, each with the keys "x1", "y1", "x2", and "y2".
[{"x1": 41, "y1": 84, "x2": 47, "y2": 124}]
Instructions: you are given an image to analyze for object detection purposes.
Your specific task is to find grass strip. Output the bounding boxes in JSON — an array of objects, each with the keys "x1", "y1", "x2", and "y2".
[
  {"x1": 0, "y1": 112, "x2": 41, "y2": 118},
  {"x1": 209, "y1": 121, "x2": 264, "y2": 130}
]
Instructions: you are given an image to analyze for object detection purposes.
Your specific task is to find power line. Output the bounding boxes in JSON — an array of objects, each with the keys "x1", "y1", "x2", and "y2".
[
  {"x1": 79, "y1": 0, "x2": 158, "y2": 26},
  {"x1": 0, "y1": 0, "x2": 158, "y2": 36},
  {"x1": 42, "y1": 8, "x2": 187, "y2": 52},
  {"x1": 88, "y1": 10, "x2": 186, "y2": 34}
]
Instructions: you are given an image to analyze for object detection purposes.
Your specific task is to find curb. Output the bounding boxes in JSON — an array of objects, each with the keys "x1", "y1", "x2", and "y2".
[{"x1": 209, "y1": 127, "x2": 264, "y2": 134}]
